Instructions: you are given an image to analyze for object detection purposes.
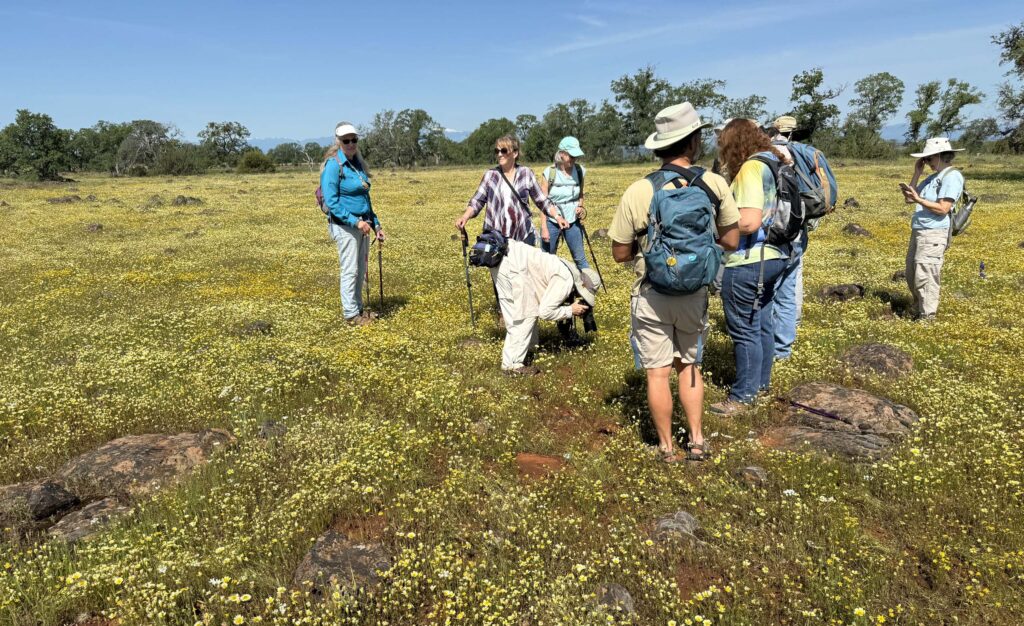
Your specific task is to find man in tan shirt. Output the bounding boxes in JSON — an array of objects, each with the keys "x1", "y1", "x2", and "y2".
[{"x1": 609, "y1": 103, "x2": 740, "y2": 462}]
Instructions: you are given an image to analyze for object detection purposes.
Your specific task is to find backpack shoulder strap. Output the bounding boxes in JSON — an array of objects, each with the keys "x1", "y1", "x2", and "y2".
[
  {"x1": 575, "y1": 163, "x2": 584, "y2": 196},
  {"x1": 659, "y1": 163, "x2": 721, "y2": 214}
]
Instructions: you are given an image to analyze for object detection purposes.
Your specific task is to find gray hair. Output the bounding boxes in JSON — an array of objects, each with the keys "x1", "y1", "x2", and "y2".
[{"x1": 552, "y1": 150, "x2": 572, "y2": 168}]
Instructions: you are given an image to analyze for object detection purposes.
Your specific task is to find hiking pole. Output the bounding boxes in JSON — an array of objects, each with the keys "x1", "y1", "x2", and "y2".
[
  {"x1": 377, "y1": 235, "x2": 385, "y2": 313},
  {"x1": 578, "y1": 221, "x2": 607, "y2": 292},
  {"x1": 459, "y1": 228, "x2": 476, "y2": 328},
  {"x1": 364, "y1": 236, "x2": 371, "y2": 305}
]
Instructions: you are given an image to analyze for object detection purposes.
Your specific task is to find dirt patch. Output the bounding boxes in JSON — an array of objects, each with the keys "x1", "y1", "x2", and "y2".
[
  {"x1": 674, "y1": 564, "x2": 720, "y2": 602},
  {"x1": 331, "y1": 514, "x2": 388, "y2": 542},
  {"x1": 515, "y1": 453, "x2": 565, "y2": 480}
]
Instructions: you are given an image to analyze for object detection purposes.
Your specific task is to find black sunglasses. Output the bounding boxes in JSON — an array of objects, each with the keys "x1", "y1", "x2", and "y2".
[
  {"x1": 341, "y1": 138, "x2": 358, "y2": 145},
  {"x1": 494, "y1": 147, "x2": 512, "y2": 155}
]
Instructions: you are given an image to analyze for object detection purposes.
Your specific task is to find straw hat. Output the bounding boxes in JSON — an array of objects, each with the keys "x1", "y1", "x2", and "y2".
[
  {"x1": 910, "y1": 137, "x2": 965, "y2": 158},
  {"x1": 645, "y1": 103, "x2": 711, "y2": 150}
]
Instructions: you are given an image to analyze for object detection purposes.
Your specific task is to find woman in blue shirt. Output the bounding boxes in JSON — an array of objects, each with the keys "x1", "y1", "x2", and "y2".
[
  {"x1": 320, "y1": 122, "x2": 386, "y2": 325},
  {"x1": 900, "y1": 137, "x2": 965, "y2": 321},
  {"x1": 539, "y1": 136, "x2": 589, "y2": 271}
]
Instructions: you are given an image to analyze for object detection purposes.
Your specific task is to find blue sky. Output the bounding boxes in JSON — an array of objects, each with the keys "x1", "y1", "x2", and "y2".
[{"x1": 0, "y1": 0, "x2": 1016, "y2": 141}]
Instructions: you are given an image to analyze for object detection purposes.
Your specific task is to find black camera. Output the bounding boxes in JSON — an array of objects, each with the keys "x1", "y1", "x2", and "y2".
[{"x1": 578, "y1": 298, "x2": 597, "y2": 333}]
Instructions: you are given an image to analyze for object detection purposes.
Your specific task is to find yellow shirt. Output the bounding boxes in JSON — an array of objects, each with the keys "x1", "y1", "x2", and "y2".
[{"x1": 608, "y1": 168, "x2": 740, "y2": 295}]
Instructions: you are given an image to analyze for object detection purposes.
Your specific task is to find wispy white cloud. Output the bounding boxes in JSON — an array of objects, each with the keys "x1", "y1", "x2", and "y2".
[
  {"x1": 535, "y1": 4, "x2": 795, "y2": 59},
  {"x1": 571, "y1": 15, "x2": 607, "y2": 28}
]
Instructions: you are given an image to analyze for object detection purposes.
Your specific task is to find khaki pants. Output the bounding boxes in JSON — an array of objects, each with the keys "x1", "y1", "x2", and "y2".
[
  {"x1": 905, "y1": 228, "x2": 948, "y2": 318},
  {"x1": 491, "y1": 266, "x2": 539, "y2": 370}
]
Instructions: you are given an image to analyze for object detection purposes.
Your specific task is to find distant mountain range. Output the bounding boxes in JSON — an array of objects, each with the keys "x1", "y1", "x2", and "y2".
[{"x1": 250, "y1": 125, "x2": 939, "y2": 152}]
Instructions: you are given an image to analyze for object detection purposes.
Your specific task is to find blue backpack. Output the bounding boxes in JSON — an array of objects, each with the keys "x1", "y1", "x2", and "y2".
[
  {"x1": 776, "y1": 140, "x2": 838, "y2": 219},
  {"x1": 642, "y1": 165, "x2": 722, "y2": 296}
]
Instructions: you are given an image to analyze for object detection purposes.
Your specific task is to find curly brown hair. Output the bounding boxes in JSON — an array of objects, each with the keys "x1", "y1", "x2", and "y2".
[{"x1": 718, "y1": 118, "x2": 789, "y2": 181}]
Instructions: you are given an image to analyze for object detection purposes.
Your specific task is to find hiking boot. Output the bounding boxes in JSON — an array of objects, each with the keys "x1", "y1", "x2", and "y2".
[
  {"x1": 708, "y1": 399, "x2": 749, "y2": 416},
  {"x1": 346, "y1": 314, "x2": 373, "y2": 327},
  {"x1": 503, "y1": 365, "x2": 541, "y2": 377}
]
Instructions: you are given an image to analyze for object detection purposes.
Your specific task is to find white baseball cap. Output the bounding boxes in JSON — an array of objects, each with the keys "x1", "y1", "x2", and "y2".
[{"x1": 335, "y1": 122, "x2": 358, "y2": 138}]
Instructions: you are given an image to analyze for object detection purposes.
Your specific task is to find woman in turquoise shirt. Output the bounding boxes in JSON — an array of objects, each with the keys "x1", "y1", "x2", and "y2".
[
  {"x1": 539, "y1": 136, "x2": 589, "y2": 271},
  {"x1": 900, "y1": 137, "x2": 965, "y2": 321},
  {"x1": 320, "y1": 122, "x2": 386, "y2": 325}
]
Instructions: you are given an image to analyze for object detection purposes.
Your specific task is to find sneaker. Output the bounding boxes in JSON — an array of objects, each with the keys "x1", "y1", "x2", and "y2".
[
  {"x1": 708, "y1": 399, "x2": 749, "y2": 416},
  {"x1": 361, "y1": 309, "x2": 380, "y2": 320},
  {"x1": 502, "y1": 365, "x2": 541, "y2": 377}
]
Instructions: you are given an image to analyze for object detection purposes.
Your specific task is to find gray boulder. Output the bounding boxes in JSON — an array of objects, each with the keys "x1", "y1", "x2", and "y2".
[
  {"x1": 819, "y1": 284, "x2": 865, "y2": 302},
  {"x1": 0, "y1": 480, "x2": 79, "y2": 526},
  {"x1": 591, "y1": 228, "x2": 609, "y2": 240},
  {"x1": 843, "y1": 197, "x2": 860, "y2": 208},
  {"x1": 732, "y1": 466, "x2": 768, "y2": 488},
  {"x1": 258, "y1": 419, "x2": 288, "y2": 440},
  {"x1": 841, "y1": 343, "x2": 913, "y2": 378},
  {"x1": 594, "y1": 583, "x2": 635, "y2": 615},
  {"x1": 293, "y1": 530, "x2": 392, "y2": 594},
  {"x1": 765, "y1": 382, "x2": 919, "y2": 461},
  {"x1": 58, "y1": 429, "x2": 236, "y2": 499},
  {"x1": 652, "y1": 510, "x2": 704, "y2": 547},
  {"x1": 47, "y1": 498, "x2": 130, "y2": 544},
  {"x1": 842, "y1": 223, "x2": 872, "y2": 237}
]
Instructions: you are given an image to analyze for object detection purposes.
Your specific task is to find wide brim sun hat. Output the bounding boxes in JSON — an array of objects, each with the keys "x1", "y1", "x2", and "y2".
[
  {"x1": 910, "y1": 137, "x2": 965, "y2": 158},
  {"x1": 645, "y1": 102, "x2": 711, "y2": 150},
  {"x1": 568, "y1": 265, "x2": 601, "y2": 307},
  {"x1": 335, "y1": 122, "x2": 358, "y2": 138}
]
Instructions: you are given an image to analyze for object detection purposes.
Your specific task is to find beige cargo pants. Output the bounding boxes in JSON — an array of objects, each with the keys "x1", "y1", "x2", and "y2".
[{"x1": 905, "y1": 228, "x2": 948, "y2": 319}]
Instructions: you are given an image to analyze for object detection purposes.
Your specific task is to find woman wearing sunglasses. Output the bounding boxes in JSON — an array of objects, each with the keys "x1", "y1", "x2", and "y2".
[
  {"x1": 320, "y1": 122, "x2": 385, "y2": 326},
  {"x1": 455, "y1": 134, "x2": 567, "y2": 245}
]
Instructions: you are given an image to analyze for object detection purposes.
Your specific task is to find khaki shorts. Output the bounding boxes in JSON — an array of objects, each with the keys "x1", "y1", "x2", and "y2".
[{"x1": 630, "y1": 284, "x2": 708, "y2": 369}]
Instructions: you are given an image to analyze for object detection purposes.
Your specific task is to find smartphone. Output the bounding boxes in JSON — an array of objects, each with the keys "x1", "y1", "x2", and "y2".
[{"x1": 898, "y1": 183, "x2": 913, "y2": 193}]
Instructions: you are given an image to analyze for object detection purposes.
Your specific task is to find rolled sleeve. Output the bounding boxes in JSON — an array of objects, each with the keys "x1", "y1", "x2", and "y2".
[{"x1": 467, "y1": 172, "x2": 490, "y2": 217}]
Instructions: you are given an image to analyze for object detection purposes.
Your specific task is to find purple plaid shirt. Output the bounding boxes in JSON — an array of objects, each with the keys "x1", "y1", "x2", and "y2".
[{"x1": 467, "y1": 166, "x2": 555, "y2": 242}]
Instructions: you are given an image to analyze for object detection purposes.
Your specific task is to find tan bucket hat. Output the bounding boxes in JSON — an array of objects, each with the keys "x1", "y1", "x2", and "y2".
[
  {"x1": 645, "y1": 103, "x2": 711, "y2": 150},
  {"x1": 910, "y1": 137, "x2": 965, "y2": 158},
  {"x1": 772, "y1": 115, "x2": 798, "y2": 133}
]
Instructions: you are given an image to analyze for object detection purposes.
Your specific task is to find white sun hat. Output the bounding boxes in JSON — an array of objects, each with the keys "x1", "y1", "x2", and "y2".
[
  {"x1": 645, "y1": 102, "x2": 711, "y2": 150},
  {"x1": 334, "y1": 122, "x2": 358, "y2": 138},
  {"x1": 910, "y1": 137, "x2": 965, "y2": 158}
]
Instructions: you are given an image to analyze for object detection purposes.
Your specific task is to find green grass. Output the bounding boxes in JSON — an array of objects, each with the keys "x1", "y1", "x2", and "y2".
[{"x1": 0, "y1": 160, "x2": 1022, "y2": 625}]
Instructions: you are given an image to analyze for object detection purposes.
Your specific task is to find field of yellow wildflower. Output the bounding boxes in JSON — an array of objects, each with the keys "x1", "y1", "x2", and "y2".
[{"x1": 1, "y1": 159, "x2": 1022, "y2": 625}]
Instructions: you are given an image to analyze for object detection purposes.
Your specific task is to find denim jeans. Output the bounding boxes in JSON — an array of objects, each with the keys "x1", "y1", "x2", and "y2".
[
  {"x1": 772, "y1": 230, "x2": 807, "y2": 359},
  {"x1": 328, "y1": 222, "x2": 369, "y2": 319},
  {"x1": 722, "y1": 257, "x2": 787, "y2": 403},
  {"x1": 543, "y1": 221, "x2": 589, "y2": 269}
]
